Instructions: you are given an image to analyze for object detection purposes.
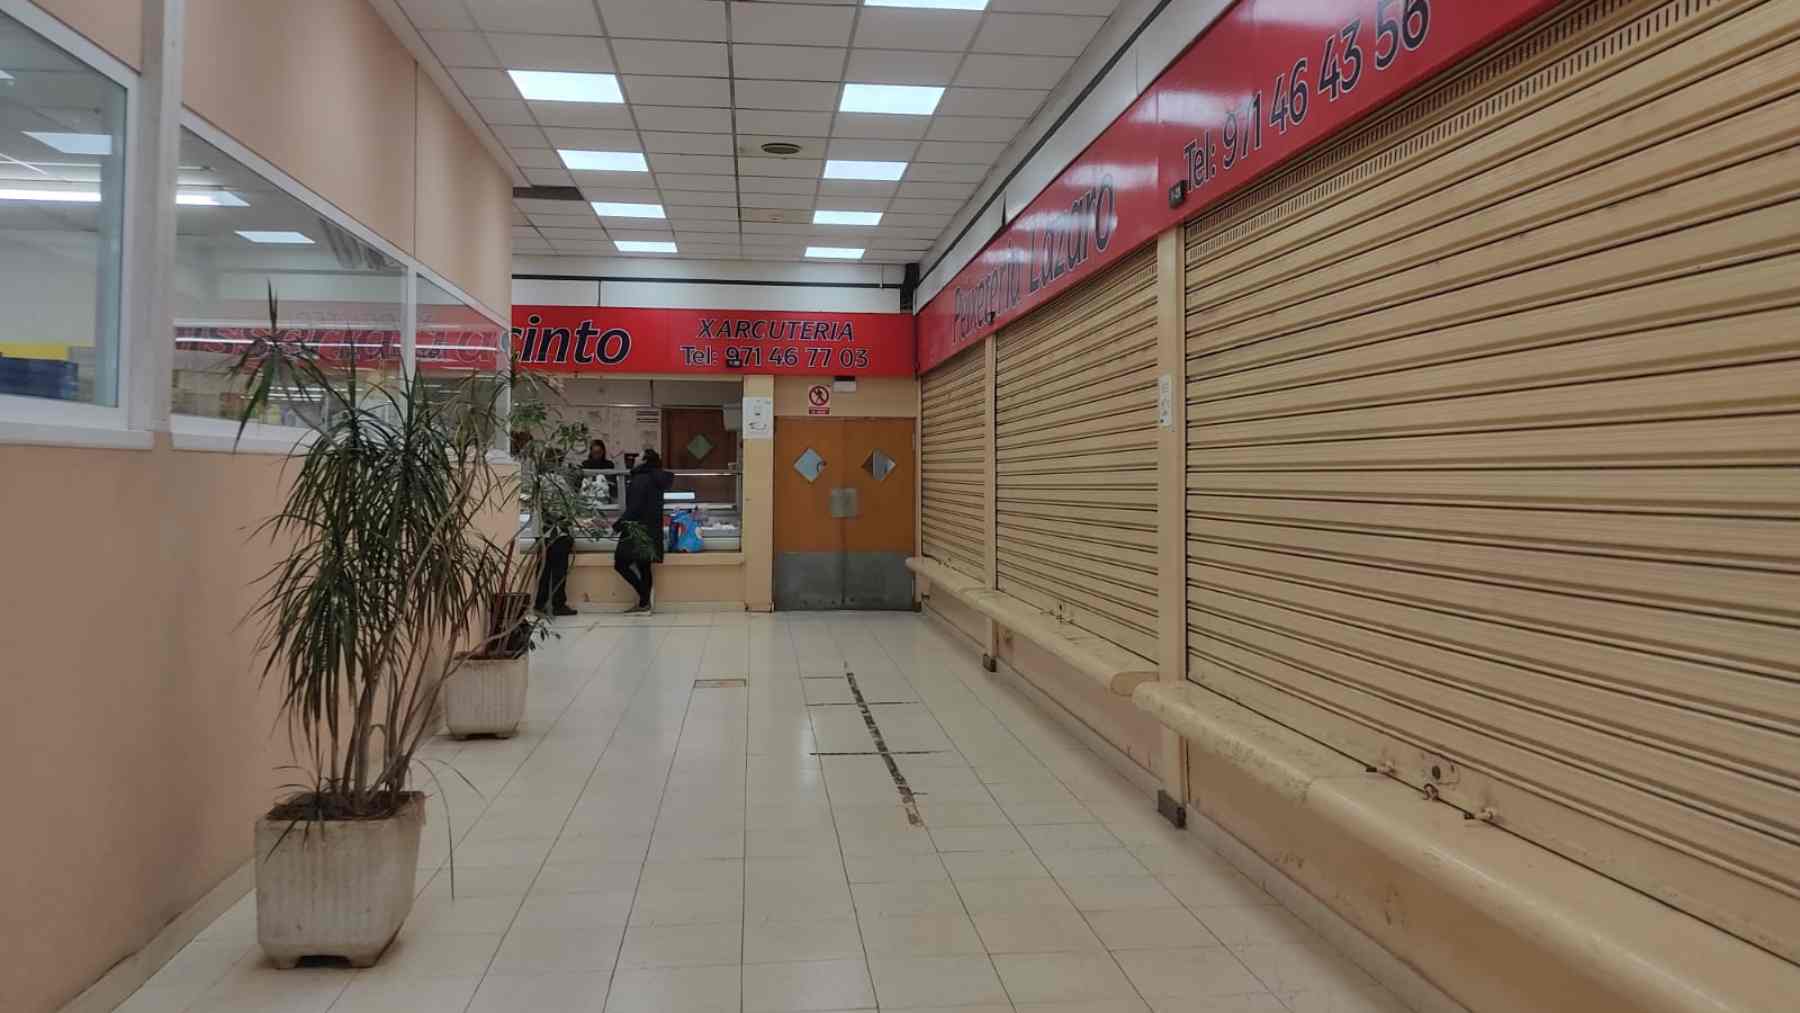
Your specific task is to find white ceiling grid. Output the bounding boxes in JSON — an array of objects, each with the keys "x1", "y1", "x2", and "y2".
[{"x1": 394, "y1": 0, "x2": 1122, "y2": 263}]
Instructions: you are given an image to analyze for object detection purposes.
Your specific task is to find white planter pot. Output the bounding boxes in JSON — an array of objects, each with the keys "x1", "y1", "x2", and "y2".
[
  {"x1": 254, "y1": 795, "x2": 425, "y2": 968},
  {"x1": 442, "y1": 653, "x2": 529, "y2": 738}
]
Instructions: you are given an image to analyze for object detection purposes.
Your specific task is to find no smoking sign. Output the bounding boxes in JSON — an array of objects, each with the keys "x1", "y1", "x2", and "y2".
[{"x1": 806, "y1": 383, "x2": 832, "y2": 416}]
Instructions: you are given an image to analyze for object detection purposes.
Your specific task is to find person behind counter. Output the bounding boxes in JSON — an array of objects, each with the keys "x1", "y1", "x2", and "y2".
[
  {"x1": 612, "y1": 449, "x2": 672, "y2": 614},
  {"x1": 580, "y1": 439, "x2": 618, "y2": 498}
]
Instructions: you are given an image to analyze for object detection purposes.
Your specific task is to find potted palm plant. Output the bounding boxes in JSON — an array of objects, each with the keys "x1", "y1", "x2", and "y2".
[{"x1": 232, "y1": 291, "x2": 512, "y2": 968}]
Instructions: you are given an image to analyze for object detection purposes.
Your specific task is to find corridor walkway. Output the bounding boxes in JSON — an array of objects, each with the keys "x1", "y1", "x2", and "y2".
[{"x1": 120, "y1": 612, "x2": 1409, "y2": 1013}]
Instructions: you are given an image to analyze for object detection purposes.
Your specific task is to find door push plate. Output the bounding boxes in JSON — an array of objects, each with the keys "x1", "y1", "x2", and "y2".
[{"x1": 829, "y1": 487, "x2": 860, "y2": 519}]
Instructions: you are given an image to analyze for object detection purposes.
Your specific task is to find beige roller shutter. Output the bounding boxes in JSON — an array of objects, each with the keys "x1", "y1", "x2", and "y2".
[
  {"x1": 1182, "y1": 0, "x2": 1800, "y2": 961},
  {"x1": 921, "y1": 344, "x2": 989, "y2": 580},
  {"x1": 997, "y1": 245, "x2": 1160, "y2": 662}
]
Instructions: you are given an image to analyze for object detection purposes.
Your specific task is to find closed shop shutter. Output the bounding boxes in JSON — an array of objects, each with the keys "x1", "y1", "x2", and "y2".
[
  {"x1": 920, "y1": 344, "x2": 989, "y2": 581},
  {"x1": 997, "y1": 245, "x2": 1161, "y2": 662},
  {"x1": 1182, "y1": 0, "x2": 1800, "y2": 961}
]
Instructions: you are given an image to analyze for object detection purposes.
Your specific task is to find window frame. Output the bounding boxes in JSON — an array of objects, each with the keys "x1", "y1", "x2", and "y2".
[
  {"x1": 0, "y1": 0, "x2": 147, "y2": 450},
  {"x1": 412, "y1": 262, "x2": 513, "y2": 464}
]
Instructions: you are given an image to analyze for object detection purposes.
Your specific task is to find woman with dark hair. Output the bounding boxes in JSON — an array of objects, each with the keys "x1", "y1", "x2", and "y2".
[
  {"x1": 580, "y1": 438, "x2": 618, "y2": 498},
  {"x1": 612, "y1": 448, "x2": 673, "y2": 614}
]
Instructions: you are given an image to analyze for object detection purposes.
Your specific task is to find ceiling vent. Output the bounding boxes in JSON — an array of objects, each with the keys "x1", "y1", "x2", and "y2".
[
  {"x1": 511, "y1": 185, "x2": 584, "y2": 203},
  {"x1": 740, "y1": 208, "x2": 807, "y2": 224},
  {"x1": 737, "y1": 138, "x2": 817, "y2": 158},
  {"x1": 760, "y1": 141, "x2": 802, "y2": 155}
]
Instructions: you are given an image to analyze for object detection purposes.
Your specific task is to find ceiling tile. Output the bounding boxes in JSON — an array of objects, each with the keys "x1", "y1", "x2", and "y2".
[
  {"x1": 542, "y1": 127, "x2": 642, "y2": 149},
  {"x1": 491, "y1": 123, "x2": 550, "y2": 147},
  {"x1": 738, "y1": 176, "x2": 818, "y2": 195},
  {"x1": 400, "y1": 0, "x2": 476, "y2": 31},
  {"x1": 667, "y1": 205, "x2": 742, "y2": 221},
  {"x1": 577, "y1": 185, "x2": 663, "y2": 202},
  {"x1": 486, "y1": 33, "x2": 614, "y2": 72},
  {"x1": 517, "y1": 197, "x2": 586, "y2": 214},
  {"x1": 527, "y1": 209, "x2": 602, "y2": 225},
  {"x1": 466, "y1": 0, "x2": 603, "y2": 35},
  {"x1": 740, "y1": 192, "x2": 814, "y2": 210},
  {"x1": 734, "y1": 80, "x2": 838, "y2": 111},
  {"x1": 729, "y1": 2, "x2": 855, "y2": 44},
  {"x1": 449, "y1": 67, "x2": 517, "y2": 99},
  {"x1": 829, "y1": 112, "x2": 929, "y2": 140},
  {"x1": 812, "y1": 196, "x2": 888, "y2": 212},
  {"x1": 954, "y1": 53, "x2": 1073, "y2": 89},
  {"x1": 569, "y1": 169, "x2": 657, "y2": 188},
  {"x1": 648, "y1": 152, "x2": 737, "y2": 174},
  {"x1": 843, "y1": 49, "x2": 962, "y2": 86},
  {"x1": 915, "y1": 140, "x2": 1005, "y2": 164},
  {"x1": 621, "y1": 75, "x2": 733, "y2": 107},
  {"x1": 737, "y1": 156, "x2": 825, "y2": 178},
  {"x1": 817, "y1": 179, "x2": 898, "y2": 197},
  {"x1": 735, "y1": 109, "x2": 833, "y2": 137},
  {"x1": 896, "y1": 180, "x2": 975, "y2": 199},
  {"x1": 936, "y1": 86, "x2": 1049, "y2": 118},
  {"x1": 531, "y1": 102, "x2": 637, "y2": 129},
  {"x1": 881, "y1": 211, "x2": 951, "y2": 228},
  {"x1": 888, "y1": 196, "x2": 965, "y2": 214},
  {"x1": 741, "y1": 222, "x2": 817, "y2": 236},
  {"x1": 926, "y1": 116, "x2": 1025, "y2": 142},
  {"x1": 511, "y1": 225, "x2": 544, "y2": 239},
  {"x1": 539, "y1": 225, "x2": 612, "y2": 239},
  {"x1": 736, "y1": 136, "x2": 830, "y2": 161},
  {"x1": 640, "y1": 131, "x2": 735, "y2": 155},
  {"x1": 511, "y1": 208, "x2": 534, "y2": 224},
  {"x1": 473, "y1": 97, "x2": 535, "y2": 125},
  {"x1": 903, "y1": 161, "x2": 989, "y2": 182},
  {"x1": 515, "y1": 237, "x2": 556, "y2": 252},
  {"x1": 973, "y1": 13, "x2": 1104, "y2": 56},
  {"x1": 634, "y1": 105, "x2": 734, "y2": 132},
  {"x1": 526, "y1": 167, "x2": 576, "y2": 186},
  {"x1": 661, "y1": 189, "x2": 740, "y2": 206},
  {"x1": 551, "y1": 239, "x2": 618, "y2": 252},
  {"x1": 825, "y1": 137, "x2": 917, "y2": 161},
  {"x1": 610, "y1": 40, "x2": 729, "y2": 76},
  {"x1": 424, "y1": 31, "x2": 498, "y2": 68},
  {"x1": 852, "y1": 9, "x2": 981, "y2": 51},
  {"x1": 990, "y1": 0, "x2": 1119, "y2": 14},
  {"x1": 607, "y1": 227, "x2": 678, "y2": 242},
  {"x1": 732, "y1": 44, "x2": 846, "y2": 82},
  {"x1": 654, "y1": 173, "x2": 739, "y2": 192},
  {"x1": 598, "y1": 0, "x2": 729, "y2": 42}
]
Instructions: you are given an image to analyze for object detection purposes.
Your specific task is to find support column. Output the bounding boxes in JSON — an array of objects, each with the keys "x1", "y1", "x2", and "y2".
[
  {"x1": 983, "y1": 335, "x2": 1000, "y2": 668},
  {"x1": 742, "y1": 374, "x2": 775, "y2": 611},
  {"x1": 1155, "y1": 227, "x2": 1190, "y2": 801},
  {"x1": 124, "y1": 0, "x2": 186, "y2": 434}
]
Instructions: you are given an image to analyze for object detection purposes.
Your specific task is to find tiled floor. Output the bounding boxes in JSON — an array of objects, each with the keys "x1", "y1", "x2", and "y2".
[{"x1": 119, "y1": 611, "x2": 1412, "y2": 1013}]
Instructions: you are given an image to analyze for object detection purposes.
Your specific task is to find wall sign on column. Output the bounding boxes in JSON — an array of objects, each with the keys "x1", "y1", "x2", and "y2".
[
  {"x1": 513, "y1": 305, "x2": 915, "y2": 376},
  {"x1": 916, "y1": 0, "x2": 1561, "y2": 372},
  {"x1": 743, "y1": 396, "x2": 774, "y2": 440},
  {"x1": 806, "y1": 384, "x2": 832, "y2": 416}
]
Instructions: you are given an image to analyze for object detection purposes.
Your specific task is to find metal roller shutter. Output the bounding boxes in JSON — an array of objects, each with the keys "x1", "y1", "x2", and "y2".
[
  {"x1": 997, "y1": 245, "x2": 1160, "y2": 662},
  {"x1": 1182, "y1": 0, "x2": 1800, "y2": 961},
  {"x1": 921, "y1": 344, "x2": 989, "y2": 581}
]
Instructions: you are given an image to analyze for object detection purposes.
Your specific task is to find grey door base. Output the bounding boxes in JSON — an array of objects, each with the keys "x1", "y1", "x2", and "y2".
[{"x1": 775, "y1": 551, "x2": 914, "y2": 611}]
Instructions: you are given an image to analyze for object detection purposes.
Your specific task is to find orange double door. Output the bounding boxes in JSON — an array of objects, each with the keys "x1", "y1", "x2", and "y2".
[{"x1": 772, "y1": 417, "x2": 917, "y2": 610}]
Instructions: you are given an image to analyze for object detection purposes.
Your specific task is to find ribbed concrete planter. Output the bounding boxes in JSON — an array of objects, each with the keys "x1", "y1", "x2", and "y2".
[
  {"x1": 442, "y1": 653, "x2": 529, "y2": 738},
  {"x1": 254, "y1": 795, "x2": 425, "y2": 968}
]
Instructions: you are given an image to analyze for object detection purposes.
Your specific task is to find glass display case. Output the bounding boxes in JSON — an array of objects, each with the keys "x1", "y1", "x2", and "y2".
[{"x1": 521, "y1": 466, "x2": 742, "y2": 553}]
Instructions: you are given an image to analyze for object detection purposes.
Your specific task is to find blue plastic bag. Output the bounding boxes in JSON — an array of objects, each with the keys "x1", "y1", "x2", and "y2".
[{"x1": 667, "y1": 510, "x2": 706, "y2": 553}]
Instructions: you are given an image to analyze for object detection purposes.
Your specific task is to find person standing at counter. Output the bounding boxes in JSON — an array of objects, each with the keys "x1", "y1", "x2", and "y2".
[{"x1": 613, "y1": 449, "x2": 673, "y2": 614}]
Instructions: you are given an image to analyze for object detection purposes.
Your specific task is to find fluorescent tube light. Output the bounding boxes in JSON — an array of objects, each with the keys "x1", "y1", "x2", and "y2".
[
  {"x1": 508, "y1": 70, "x2": 623, "y2": 103},
  {"x1": 0, "y1": 188, "x2": 101, "y2": 203},
  {"x1": 559, "y1": 150, "x2": 648, "y2": 172},
  {"x1": 236, "y1": 230, "x2": 314, "y2": 245},
  {"x1": 23, "y1": 131, "x2": 113, "y2": 155},
  {"x1": 0, "y1": 71, "x2": 13, "y2": 81},
  {"x1": 616, "y1": 241, "x2": 677, "y2": 253},
  {"x1": 822, "y1": 160, "x2": 907, "y2": 181},
  {"x1": 177, "y1": 190, "x2": 249, "y2": 207},
  {"x1": 806, "y1": 247, "x2": 865, "y2": 259},
  {"x1": 813, "y1": 210, "x2": 882, "y2": 226},
  {"x1": 591, "y1": 201, "x2": 666, "y2": 219},
  {"x1": 839, "y1": 83, "x2": 944, "y2": 116},
  {"x1": 865, "y1": 0, "x2": 987, "y2": 8}
]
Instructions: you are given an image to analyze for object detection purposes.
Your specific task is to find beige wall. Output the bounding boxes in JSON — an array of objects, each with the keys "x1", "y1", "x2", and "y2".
[
  {"x1": 33, "y1": 0, "x2": 142, "y2": 67},
  {"x1": 413, "y1": 67, "x2": 514, "y2": 314},
  {"x1": 774, "y1": 376, "x2": 919, "y2": 418}
]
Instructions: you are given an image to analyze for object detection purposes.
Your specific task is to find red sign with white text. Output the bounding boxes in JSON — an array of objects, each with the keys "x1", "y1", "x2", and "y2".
[
  {"x1": 917, "y1": 0, "x2": 1562, "y2": 371},
  {"x1": 513, "y1": 305, "x2": 915, "y2": 376}
]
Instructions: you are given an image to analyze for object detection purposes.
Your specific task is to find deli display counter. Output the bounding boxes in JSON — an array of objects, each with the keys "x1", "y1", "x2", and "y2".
[{"x1": 519, "y1": 466, "x2": 742, "y2": 554}]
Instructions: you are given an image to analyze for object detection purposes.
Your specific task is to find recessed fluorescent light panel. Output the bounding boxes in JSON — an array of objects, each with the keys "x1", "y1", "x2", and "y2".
[
  {"x1": 839, "y1": 83, "x2": 944, "y2": 116},
  {"x1": 616, "y1": 241, "x2": 677, "y2": 253},
  {"x1": 806, "y1": 247, "x2": 865, "y2": 259},
  {"x1": 236, "y1": 230, "x2": 313, "y2": 245},
  {"x1": 559, "y1": 150, "x2": 648, "y2": 172},
  {"x1": 822, "y1": 160, "x2": 907, "y2": 182},
  {"x1": 813, "y1": 210, "x2": 882, "y2": 226},
  {"x1": 591, "y1": 202, "x2": 666, "y2": 219},
  {"x1": 24, "y1": 131, "x2": 113, "y2": 155},
  {"x1": 508, "y1": 70, "x2": 623, "y2": 103},
  {"x1": 0, "y1": 188, "x2": 101, "y2": 203},
  {"x1": 177, "y1": 191, "x2": 249, "y2": 207},
  {"x1": 0, "y1": 70, "x2": 13, "y2": 81},
  {"x1": 865, "y1": 0, "x2": 987, "y2": 8}
]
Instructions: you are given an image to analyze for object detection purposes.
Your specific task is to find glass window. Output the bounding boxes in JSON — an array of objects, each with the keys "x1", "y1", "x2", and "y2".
[
  {"x1": 0, "y1": 9, "x2": 128, "y2": 407},
  {"x1": 416, "y1": 274, "x2": 506, "y2": 450},
  {"x1": 170, "y1": 128, "x2": 404, "y2": 426}
]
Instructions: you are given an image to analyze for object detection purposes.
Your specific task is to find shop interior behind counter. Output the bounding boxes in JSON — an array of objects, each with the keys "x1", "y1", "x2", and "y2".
[{"x1": 541, "y1": 377, "x2": 744, "y2": 554}]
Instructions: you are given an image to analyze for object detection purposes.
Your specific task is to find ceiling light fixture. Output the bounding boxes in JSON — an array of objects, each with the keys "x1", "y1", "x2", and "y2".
[
  {"x1": 806, "y1": 246, "x2": 865, "y2": 259},
  {"x1": 0, "y1": 188, "x2": 101, "y2": 203},
  {"x1": 822, "y1": 160, "x2": 907, "y2": 181},
  {"x1": 813, "y1": 210, "x2": 882, "y2": 226},
  {"x1": 0, "y1": 71, "x2": 13, "y2": 81},
  {"x1": 23, "y1": 131, "x2": 113, "y2": 155},
  {"x1": 839, "y1": 83, "x2": 944, "y2": 116},
  {"x1": 591, "y1": 201, "x2": 666, "y2": 219},
  {"x1": 865, "y1": 0, "x2": 988, "y2": 9},
  {"x1": 508, "y1": 70, "x2": 624, "y2": 103},
  {"x1": 616, "y1": 241, "x2": 677, "y2": 253},
  {"x1": 559, "y1": 150, "x2": 648, "y2": 172},
  {"x1": 177, "y1": 190, "x2": 249, "y2": 207},
  {"x1": 236, "y1": 230, "x2": 314, "y2": 245}
]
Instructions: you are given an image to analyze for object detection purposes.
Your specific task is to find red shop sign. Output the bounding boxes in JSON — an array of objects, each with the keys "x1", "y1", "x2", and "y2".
[
  {"x1": 917, "y1": 0, "x2": 1562, "y2": 372},
  {"x1": 513, "y1": 305, "x2": 915, "y2": 376}
]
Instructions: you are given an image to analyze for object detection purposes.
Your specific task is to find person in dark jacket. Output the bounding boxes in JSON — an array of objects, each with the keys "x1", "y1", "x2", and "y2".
[
  {"x1": 579, "y1": 439, "x2": 619, "y2": 499},
  {"x1": 612, "y1": 449, "x2": 673, "y2": 613}
]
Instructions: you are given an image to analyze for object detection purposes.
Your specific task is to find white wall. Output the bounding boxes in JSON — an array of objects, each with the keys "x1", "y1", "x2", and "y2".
[{"x1": 512, "y1": 255, "x2": 906, "y2": 313}]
